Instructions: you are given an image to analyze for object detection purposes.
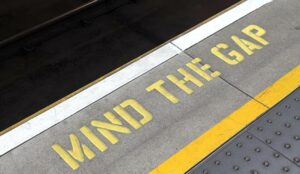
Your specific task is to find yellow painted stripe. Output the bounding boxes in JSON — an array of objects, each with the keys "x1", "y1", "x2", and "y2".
[
  {"x1": 255, "y1": 65, "x2": 300, "y2": 107},
  {"x1": 150, "y1": 64, "x2": 300, "y2": 174},
  {"x1": 150, "y1": 100, "x2": 267, "y2": 174}
]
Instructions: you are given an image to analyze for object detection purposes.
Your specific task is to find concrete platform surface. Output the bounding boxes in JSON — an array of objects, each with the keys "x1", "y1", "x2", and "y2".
[{"x1": 1, "y1": 0, "x2": 300, "y2": 174}]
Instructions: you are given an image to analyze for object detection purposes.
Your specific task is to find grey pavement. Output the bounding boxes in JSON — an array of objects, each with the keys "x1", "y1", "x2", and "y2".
[
  {"x1": 1, "y1": 0, "x2": 300, "y2": 173},
  {"x1": 186, "y1": 0, "x2": 300, "y2": 99},
  {"x1": 0, "y1": 52, "x2": 251, "y2": 174}
]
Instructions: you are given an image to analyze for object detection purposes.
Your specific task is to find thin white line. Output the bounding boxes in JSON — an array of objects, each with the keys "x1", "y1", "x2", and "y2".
[
  {"x1": 172, "y1": 0, "x2": 272, "y2": 50},
  {"x1": 0, "y1": 43, "x2": 181, "y2": 156},
  {"x1": 0, "y1": 0, "x2": 272, "y2": 156}
]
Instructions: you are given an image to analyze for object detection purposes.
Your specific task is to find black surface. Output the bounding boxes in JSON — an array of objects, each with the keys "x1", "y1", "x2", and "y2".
[
  {"x1": 0, "y1": 0, "x2": 240, "y2": 131},
  {"x1": 0, "y1": 0, "x2": 95, "y2": 44}
]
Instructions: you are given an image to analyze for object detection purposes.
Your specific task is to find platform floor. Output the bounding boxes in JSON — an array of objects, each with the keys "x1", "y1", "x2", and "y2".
[{"x1": 1, "y1": 0, "x2": 300, "y2": 173}]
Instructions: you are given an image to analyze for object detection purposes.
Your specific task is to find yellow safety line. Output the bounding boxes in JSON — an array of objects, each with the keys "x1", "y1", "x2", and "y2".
[
  {"x1": 255, "y1": 65, "x2": 300, "y2": 107},
  {"x1": 150, "y1": 65, "x2": 300, "y2": 174}
]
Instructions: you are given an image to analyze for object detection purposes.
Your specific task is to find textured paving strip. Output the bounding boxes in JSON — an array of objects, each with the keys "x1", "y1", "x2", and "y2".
[{"x1": 188, "y1": 88, "x2": 300, "y2": 174}]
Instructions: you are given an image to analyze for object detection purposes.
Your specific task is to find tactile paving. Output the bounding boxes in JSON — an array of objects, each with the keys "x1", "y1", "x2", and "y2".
[
  {"x1": 187, "y1": 88, "x2": 300, "y2": 174},
  {"x1": 248, "y1": 88, "x2": 300, "y2": 166}
]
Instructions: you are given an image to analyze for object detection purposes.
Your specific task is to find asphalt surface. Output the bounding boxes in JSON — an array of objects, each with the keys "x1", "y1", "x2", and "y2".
[{"x1": 0, "y1": 0, "x2": 240, "y2": 132}]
